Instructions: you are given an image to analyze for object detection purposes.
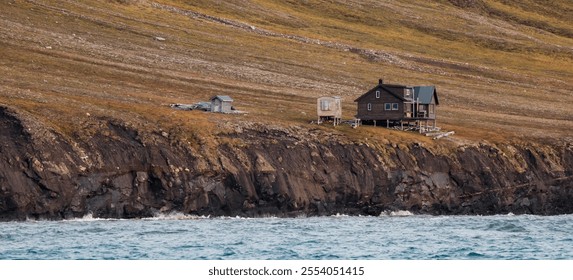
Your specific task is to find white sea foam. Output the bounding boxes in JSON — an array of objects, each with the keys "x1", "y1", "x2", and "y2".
[
  {"x1": 66, "y1": 212, "x2": 121, "y2": 222},
  {"x1": 332, "y1": 213, "x2": 350, "y2": 217},
  {"x1": 142, "y1": 211, "x2": 209, "y2": 221},
  {"x1": 379, "y1": 210, "x2": 415, "y2": 217},
  {"x1": 25, "y1": 216, "x2": 39, "y2": 223},
  {"x1": 64, "y1": 212, "x2": 208, "y2": 222}
]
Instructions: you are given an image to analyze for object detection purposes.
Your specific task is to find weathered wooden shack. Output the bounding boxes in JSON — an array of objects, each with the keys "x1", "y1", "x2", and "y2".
[
  {"x1": 317, "y1": 96, "x2": 342, "y2": 125},
  {"x1": 210, "y1": 95, "x2": 233, "y2": 113},
  {"x1": 355, "y1": 79, "x2": 439, "y2": 129}
]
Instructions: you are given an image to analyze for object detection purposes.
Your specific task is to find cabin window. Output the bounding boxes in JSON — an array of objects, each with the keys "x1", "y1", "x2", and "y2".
[
  {"x1": 384, "y1": 103, "x2": 391, "y2": 110},
  {"x1": 375, "y1": 90, "x2": 380, "y2": 98},
  {"x1": 367, "y1": 103, "x2": 372, "y2": 111},
  {"x1": 429, "y1": 104, "x2": 434, "y2": 114},
  {"x1": 392, "y1": 103, "x2": 399, "y2": 110},
  {"x1": 405, "y1": 88, "x2": 412, "y2": 98},
  {"x1": 320, "y1": 100, "x2": 330, "y2": 111}
]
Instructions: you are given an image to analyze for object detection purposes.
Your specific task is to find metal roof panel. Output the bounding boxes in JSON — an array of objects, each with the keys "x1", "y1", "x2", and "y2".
[
  {"x1": 413, "y1": 86, "x2": 436, "y2": 104},
  {"x1": 211, "y1": 95, "x2": 234, "y2": 102}
]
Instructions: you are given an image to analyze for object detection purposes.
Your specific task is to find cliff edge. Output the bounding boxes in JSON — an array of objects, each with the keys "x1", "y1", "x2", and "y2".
[{"x1": 1, "y1": 106, "x2": 571, "y2": 221}]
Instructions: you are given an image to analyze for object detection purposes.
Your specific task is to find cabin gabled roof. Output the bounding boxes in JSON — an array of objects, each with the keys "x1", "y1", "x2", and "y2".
[
  {"x1": 354, "y1": 84, "x2": 407, "y2": 102},
  {"x1": 211, "y1": 95, "x2": 233, "y2": 102},
  {"x1": 413, "y1": 86, "x2": 439, "y2": 105}
]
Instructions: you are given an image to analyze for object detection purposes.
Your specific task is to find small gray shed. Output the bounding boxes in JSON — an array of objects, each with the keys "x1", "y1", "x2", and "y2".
[{"x1": 210, "y1": 95, "x2": 234, "y2": 113}]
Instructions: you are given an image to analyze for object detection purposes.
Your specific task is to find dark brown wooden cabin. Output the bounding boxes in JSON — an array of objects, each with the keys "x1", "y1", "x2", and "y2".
[{"x1": 355, "y1": 79, "x2": 439, "y2": 128}]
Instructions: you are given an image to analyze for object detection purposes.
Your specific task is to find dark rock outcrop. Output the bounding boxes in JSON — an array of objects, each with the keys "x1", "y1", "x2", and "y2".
[{"x1": 1, "y1": 106, "x2": 572, "y2": 221}]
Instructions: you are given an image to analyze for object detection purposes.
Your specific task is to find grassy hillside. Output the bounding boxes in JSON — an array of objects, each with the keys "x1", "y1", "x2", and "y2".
[{"x1": 1, "y1": 0, "x2": 572, "y2": 143}]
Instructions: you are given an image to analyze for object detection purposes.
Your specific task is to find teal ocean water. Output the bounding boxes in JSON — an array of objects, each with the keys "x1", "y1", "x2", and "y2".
[{"x1": 1, "y1": 213, "x2": 571, "y2": 259}]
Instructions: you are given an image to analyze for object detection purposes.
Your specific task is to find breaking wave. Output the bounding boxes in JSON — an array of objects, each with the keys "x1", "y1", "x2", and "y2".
[
  {"x1": 142, "y1": 212, "x2": 209, "y2": 221},
  {"x1": 379, "y1": 210, "x2": 415, "y2": 217}
]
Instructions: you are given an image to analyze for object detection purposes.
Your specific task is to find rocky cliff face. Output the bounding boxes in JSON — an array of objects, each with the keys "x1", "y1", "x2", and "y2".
[{"x1": 1, "y1": 106, "x2": 572, "y2": 221}]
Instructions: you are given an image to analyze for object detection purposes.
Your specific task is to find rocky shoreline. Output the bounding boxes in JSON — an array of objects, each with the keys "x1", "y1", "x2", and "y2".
[{"x1": 1, "y1": 106, "x2": 572, "y2": 221}]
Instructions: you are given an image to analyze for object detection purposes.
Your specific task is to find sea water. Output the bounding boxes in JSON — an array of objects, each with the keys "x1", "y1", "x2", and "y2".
[{"x1": 1, "y1": 213, "x2": 572, "y2": 260}]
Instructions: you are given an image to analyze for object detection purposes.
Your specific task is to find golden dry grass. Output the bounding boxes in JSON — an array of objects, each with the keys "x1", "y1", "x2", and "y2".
[{"x1": 0, "y1": 0, "x2": 571, "y2": 144}]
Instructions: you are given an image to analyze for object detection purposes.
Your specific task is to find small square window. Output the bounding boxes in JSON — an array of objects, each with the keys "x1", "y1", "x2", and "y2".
[
  {"x1": 375, "y1": 90, "x2": 380, "y2": 98},
  {"x1": 392, "y1": 103, "x2": 399, "y2": 110},
  {"x1": 320, "y1": 100, "x2": 330, "y2": 111},
  {"x1": 385, "y1": 103, "x2": 391, "y2": 110}
]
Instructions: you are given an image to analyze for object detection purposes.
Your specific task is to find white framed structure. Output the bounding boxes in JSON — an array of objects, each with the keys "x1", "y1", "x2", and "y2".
[{"x1": 317, "y1": 96, "x2": 342, "y2": 126}]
